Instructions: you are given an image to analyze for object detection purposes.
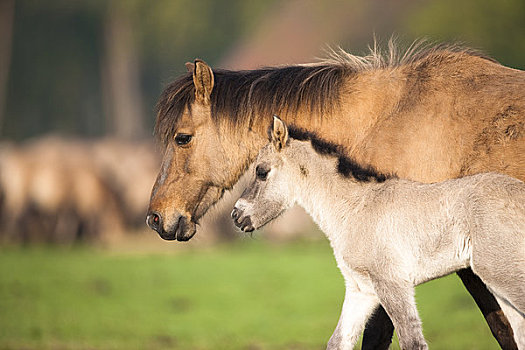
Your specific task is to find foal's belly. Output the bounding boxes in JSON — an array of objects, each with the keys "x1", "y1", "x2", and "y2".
[
  {"x1": 409, "y1": 257, "x2": 470, "y2": 286},
  {"x1": 334, "y1": 227, "x2": 472, "y2": 288},
  {"x1": 384, "y1": 205, "x2": 473, "y2": 286},
  {"x1": 406, "y1": 236, "x2": 472, "y2": 286}
]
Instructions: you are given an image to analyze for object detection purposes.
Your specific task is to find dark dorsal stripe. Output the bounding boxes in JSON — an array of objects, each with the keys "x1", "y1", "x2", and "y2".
[{"x1": 284, "y1": 125, "x2": 392, "y2": 183}]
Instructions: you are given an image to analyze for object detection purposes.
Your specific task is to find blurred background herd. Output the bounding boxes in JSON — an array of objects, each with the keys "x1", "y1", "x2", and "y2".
[{"x1": 0, "y1": 0, "x2": 524, "y2": 246}]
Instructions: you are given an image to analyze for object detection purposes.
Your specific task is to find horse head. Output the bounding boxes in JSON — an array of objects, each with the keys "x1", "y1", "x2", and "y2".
[
  {"x1": 146, "y1": 57, "x2": 351, "y2": 241},
  {"x1": 147, "y1": 60, "x2": 225, "y2": 241}
]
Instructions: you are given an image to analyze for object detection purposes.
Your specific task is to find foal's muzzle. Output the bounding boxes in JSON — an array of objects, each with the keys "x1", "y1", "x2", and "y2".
[{"x1": 231, "y1": 207, "x2": 255, "y2": 232}]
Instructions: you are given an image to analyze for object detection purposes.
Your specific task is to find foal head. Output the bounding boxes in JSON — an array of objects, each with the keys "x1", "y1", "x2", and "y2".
[
  {"x1": 232, "y1": 116, "x2": 390, "y2": 232},
  {"x1": 232, "y1": 117, "x2": 299, "y2": 232}
]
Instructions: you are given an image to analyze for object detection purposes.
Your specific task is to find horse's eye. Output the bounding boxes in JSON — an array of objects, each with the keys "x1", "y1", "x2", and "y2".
[
  {"x1": 256, "y1": 165, "x2": 269, "y2": 180},
  {"x1": 175, "y1": 134, "x2": 192, "y2": 146}
]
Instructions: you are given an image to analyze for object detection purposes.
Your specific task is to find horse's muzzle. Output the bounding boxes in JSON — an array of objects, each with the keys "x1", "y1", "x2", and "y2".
[{"x1": 146, "y1": 212, "x2": 196, "y2": 241}]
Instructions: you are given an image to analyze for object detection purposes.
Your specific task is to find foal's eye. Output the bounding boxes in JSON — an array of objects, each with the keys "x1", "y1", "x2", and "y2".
[
  {"x1": 256, "y1": 165, "x2": 269, "y2": 180},
  {"x1": 174, "y1": 134, "x2": 192, "y2": 146}
]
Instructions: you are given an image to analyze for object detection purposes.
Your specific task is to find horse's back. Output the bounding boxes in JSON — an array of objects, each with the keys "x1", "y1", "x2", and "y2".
[{"x1": 349, "y1": 54, "x2": 525, "y2": 183}]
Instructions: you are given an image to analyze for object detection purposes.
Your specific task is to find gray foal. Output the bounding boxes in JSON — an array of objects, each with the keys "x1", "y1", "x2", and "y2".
[{"x1": 232, "y1": 117, "x2": 525, "y2": 350}]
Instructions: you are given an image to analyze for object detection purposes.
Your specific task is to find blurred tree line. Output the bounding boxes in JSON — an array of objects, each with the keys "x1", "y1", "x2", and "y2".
[
  {"x1": 1, "y1": 0, "x2": 276, "y2": 140},
  {"x1": 1, "y1": 0, "x2": 523, "y2": 141}
]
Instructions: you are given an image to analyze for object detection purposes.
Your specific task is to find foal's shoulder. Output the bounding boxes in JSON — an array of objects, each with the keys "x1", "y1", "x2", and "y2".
[
  {"x1": 461, "y1": 172, "x2": 523, "y2": 188},
  {"x1": 452, "y1": 172, "x2": 525, "y2": 204},
  {"x1": 384, "y1": 172, "x2": 523, "y2": 200}
]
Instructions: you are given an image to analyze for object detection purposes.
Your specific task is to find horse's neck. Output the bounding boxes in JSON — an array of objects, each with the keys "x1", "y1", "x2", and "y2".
[
  {"x1": 277, "y1": 70, "x2": 403, "y2": 154},
  {"x1": 235, "y1": 69, "x2": 401, "y2": 186},
  {"x1": 220, "y1": 126, "x2": 267, "y2": 189}
]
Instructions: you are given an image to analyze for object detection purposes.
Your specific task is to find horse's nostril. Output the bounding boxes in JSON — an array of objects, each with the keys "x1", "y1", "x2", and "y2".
[{"x1": 146, "y1": 211, "x2": 163, "y2": 233}]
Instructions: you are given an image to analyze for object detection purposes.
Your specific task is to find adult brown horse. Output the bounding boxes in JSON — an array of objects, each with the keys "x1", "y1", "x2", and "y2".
[{"x1": 147, "y1": 43, "x2": 524, "y2": 349}]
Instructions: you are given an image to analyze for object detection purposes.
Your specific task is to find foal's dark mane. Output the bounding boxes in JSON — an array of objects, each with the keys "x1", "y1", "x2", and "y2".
[
  {"x1": 283, "y1": 124, "x2": 394, "y2": 183},
  {"x1": 155, "y1": 42, "x2": 496, "y2": 146}
]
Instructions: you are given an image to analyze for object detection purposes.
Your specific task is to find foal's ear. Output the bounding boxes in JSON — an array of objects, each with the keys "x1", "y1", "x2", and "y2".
[
  {"x1": 271, "y1": 116, "x2": 289, "y2": 151},
  {"x1": 192, "y1": 59, "x2": 214, "y2": 105}
]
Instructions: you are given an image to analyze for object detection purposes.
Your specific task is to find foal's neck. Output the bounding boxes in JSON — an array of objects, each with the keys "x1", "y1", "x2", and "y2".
[{"x1": 291, "y1": 150, "x2": 384, "y2": 243}]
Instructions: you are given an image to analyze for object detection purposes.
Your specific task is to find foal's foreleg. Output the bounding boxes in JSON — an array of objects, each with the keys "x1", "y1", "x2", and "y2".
[
  {"x1": 327, "y1": 289, "x2": 379, "y2": 350},
  {"x1": 372, "y1": 280, "x2": 428, "y2": 350}
]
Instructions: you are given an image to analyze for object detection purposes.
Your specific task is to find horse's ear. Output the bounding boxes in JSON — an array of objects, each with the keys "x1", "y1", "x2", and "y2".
[
  {"x1": 192, "y1": 59, "x2": 214, "y2": 105},
  {"x1": 185, "y1": 62, "x2": 195, "y2": 72},
  {"x1": 271, "y1": 116, "x2": 289, "y2": 152}
]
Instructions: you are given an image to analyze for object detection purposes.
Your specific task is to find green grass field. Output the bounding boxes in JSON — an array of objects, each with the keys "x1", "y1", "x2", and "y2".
[{"x1": 0, "y1": 239, "x2": 499, "y2": 349}]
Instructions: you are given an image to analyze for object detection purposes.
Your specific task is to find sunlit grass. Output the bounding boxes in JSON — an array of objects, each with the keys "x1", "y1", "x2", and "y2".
[{"x1": 0, "y1": 239, "x2": 499, "y2": 349}]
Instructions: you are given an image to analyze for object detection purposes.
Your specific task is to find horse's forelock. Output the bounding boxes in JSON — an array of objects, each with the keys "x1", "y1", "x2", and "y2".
[{"x1": 155, "y1": 73, "x2": 195, "y2": 146}]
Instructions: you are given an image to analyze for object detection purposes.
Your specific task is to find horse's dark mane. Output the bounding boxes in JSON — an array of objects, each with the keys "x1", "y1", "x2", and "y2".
[
  {"x1": 284, "y1": 125, "x2": 394, "y2": 183},
  {"x1": 155, "y1": 41, "x2": 497, "y2": 146},
  {"x1": 155, "y1": 64, "x2": 350, "y2": 145}
]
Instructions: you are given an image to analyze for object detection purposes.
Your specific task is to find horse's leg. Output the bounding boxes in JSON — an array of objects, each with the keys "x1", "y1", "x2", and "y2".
[
  {"x1": 457, "y1": 268, "x2": 518, "y2": 350},
  {"x1": 466, "y1": 227, "x2": 525, "y2": 350},
  {"x1": 498, "y1": 297, "x2": 525, "y2": 349},
  {"x1": 372, "y1": 279, "x2": 427, "y2": 350},
  {"x1": 361, "y1": 305, "x2": 394, "y2": 350},
  {"x1": 327, "y1": 289, "x2": 379, "y2": 350}
]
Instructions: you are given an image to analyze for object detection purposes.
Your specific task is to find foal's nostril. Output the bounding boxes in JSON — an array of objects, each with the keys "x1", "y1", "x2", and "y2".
[
  {"x1": 240, "y1": 216, "x2": 254, "y2": 232},
  {"x1": 146, "y1": 211, "x2": 163, "y2": 233},
  {"x1": 232, "y1": 208, "x2": 245, "y2": 225},
  {"x1": 231, "y1": 208, "x2": 239, "y2": 220}
]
